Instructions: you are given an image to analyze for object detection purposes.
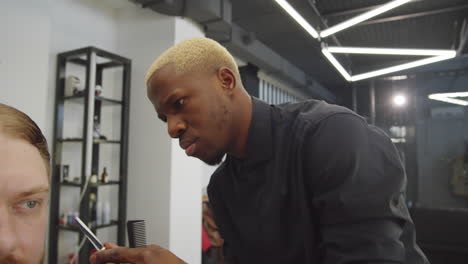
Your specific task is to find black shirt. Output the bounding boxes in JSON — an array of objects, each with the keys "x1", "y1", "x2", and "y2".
[{"x1": 207, "y1": 98, "x2": 429, "y2": 264}]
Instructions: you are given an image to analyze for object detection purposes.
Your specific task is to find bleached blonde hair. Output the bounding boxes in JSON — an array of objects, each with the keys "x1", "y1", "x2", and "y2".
[{"x1": 145, "y1": 37, "x2": 240, "y2": 86}]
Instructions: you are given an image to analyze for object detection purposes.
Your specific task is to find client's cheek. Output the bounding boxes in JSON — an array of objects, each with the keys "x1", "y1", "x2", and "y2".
[{"x1": 18, "y1": 214, "x2": 47, "y2": 262}]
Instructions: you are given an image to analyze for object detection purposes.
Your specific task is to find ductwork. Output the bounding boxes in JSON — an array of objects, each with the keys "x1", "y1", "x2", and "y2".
[
  {"x1": 137, "y1": 0, "x2": 185, "y2": 16},
  {"x1": 131, "y1": 0, "x2": 336, "y2": 102}
]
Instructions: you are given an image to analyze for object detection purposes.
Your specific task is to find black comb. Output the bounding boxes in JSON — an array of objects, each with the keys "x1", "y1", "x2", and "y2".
[{"x1": 127, "y1": 220, "x2": 147, "y2": 248}]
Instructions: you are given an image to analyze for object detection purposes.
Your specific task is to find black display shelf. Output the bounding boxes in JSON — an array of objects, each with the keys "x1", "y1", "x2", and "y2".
[
  {"x1": 64, "y1": 95, "x2": 122, "y2": 105},
  {"x1": 49, "y1": 46, "x2": 131, "y2": 264}
]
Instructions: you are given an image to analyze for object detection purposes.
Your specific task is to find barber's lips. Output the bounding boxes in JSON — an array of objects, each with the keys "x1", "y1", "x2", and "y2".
[{"x1": 185, "y1": 142, "x2": 196, "y2": 156}]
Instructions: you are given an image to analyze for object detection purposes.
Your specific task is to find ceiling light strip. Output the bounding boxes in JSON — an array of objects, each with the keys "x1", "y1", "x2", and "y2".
[
  {"x1": 327, "y1": 46, "x2": 456, "y2": 56},
  {"x1": 320, "y1": 0, "x2": 413, "y2": 38},
  {"x1": 321, "y1": 49, "x2": 352, "y2": 81},
  {"x1": 350, "y1": 54, "x2": 456, "y2": 82},
  {"x1": 428, "y1": 95, "x2": 468, "y2": 106},
  {"x1": 274, "y1": 0, "x2": 319, "y2": 38},
  {"x1": 429, "y1": 92, "x2": 468, "y2": 98}
]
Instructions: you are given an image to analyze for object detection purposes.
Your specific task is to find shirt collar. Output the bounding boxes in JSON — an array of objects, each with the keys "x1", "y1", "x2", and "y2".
[{"x1": 230, "y1": 97, "x2": 273, "y2": 166}]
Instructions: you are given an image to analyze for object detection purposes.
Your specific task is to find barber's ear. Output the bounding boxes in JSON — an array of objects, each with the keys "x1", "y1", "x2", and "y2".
[{"x1": 218, "y1": 67, "x2": 236, "y2": 93}]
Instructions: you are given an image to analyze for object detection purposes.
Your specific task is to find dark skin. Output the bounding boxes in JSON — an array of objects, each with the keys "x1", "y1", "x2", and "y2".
[
  {"x1": 90, "y1": 64, "x2": 252, "y2": 264},
  {"x1": 147, "y1": 64, "x2": 252, "y2": 165}
]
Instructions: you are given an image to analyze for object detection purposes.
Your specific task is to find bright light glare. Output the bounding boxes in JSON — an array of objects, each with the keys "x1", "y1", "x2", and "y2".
[
  {"x1": 350, "y1": 54, "x2": 456, "y2": 82},
  {"x1": 429, "y1": 92, "x2": 468, "y2": 98},
  {"x1": 274, "y1": 0, "x2": 319, "y2": 38},
  {"x1": 428, "y1": 92, "x2": 468, "y2": 106},
  {"x1": 320, "y1": 0, "x2": 413, "y2": 38},
  {"x1": 321, "y1": 46, "x2": 456, "y2": 82},
  {"x1": 393, "y1": 94, "x2": 407, "y2": 107},
  {"x1": 327, "y1": 47, "x2": 456, "y2": 56},
  {"x1": 321, "y1": 48, "x2": 351, "y2": 81}
]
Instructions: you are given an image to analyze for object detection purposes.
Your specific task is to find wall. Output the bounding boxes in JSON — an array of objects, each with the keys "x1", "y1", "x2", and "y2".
[
  {"x1": 0, "y1": 0, "x2": 50, "y2": 139},
  {"x1": 115, "y1": 2, "x2": 175, "y2": 250}
]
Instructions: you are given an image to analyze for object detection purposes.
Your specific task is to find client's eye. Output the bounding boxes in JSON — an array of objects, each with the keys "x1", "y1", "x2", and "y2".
[{"x1": 19, "y1": 200, "x2": 39, "y2": 210}]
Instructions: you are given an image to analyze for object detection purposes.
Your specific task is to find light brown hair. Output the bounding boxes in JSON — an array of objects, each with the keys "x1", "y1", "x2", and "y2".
[{"x1": 0, "y1": 103, "x2": 50, "y2": 176}]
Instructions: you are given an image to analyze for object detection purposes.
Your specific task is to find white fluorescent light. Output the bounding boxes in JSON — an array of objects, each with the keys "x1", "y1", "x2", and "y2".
[
  {"x1": 391, "y1": 138, "x2": 406, "y2": 143},
  {"x1": 428, "y1": 92, "x2": 468, "y2": 106},
  {"x1": 320, "y1": 0, "x2": 412, "y2": 38},
  {"x1": 428, "y1": 95, "x2": 468, "y2": 106},
  {"x1": 350, "y1": 54, "x2": 456, "y2": 82},
  {"x1": 321, "y1": 46, "x2": 457, "y2": 82},
  {"x1": 429, "y1": 92, "x2": 468, "y2": 98},
  {"x1": 274, "y1": 0, "x2": 319, "y2": 39},
  {"x1": 327, "y1": 47, "x2": 456, "y2": 56},
  {"x1": 321, "y1": 48, "x2": 351, "y2": 81},
  {"x1": 383, "y1": 75, "x2": 408, "y2": 80}
]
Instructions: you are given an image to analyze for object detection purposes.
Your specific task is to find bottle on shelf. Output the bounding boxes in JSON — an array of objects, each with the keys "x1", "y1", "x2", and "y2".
[
  {"x1": 65, "y1": 75, "x2": 82, "y2": 96},
  {"x1": 62, "y1": 165, "x2": 69, "y2": 182},
  {"x1": 95, "y1": 85, "x2": 103, "y2": 96},
  {"x1": 66, "y1": 211, "x2": 74, "y2": 226},
  {"x1": 101, "y1": 167, "x2": 108, "y2": 183},
  {"x1": 59, "y1": 213, "x2": 66, "y2": 226}
]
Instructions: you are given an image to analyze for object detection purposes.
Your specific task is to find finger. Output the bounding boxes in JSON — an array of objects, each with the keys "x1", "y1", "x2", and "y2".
[
  {"x1": 205, "y1": 217, "x2": 218, "y2": 229},
  {"x1": 104, "y1": 242, "x2": 119, "y2": 249},
  {"x1": 90, "y1": 247, "x2": 141, "y2": 264},
  {"x1": 205, "y1": 207, "x2": 213, "y2": 216}
]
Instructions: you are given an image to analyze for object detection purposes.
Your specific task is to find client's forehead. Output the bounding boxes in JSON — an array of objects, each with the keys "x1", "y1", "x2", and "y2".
[{"x1": 0, "y1": 134, "x2": 49, "y2": 200}]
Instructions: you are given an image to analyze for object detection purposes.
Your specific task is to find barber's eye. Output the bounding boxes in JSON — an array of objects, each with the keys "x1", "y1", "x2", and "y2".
[
  {"x1": 174, "y1": 98, "x2": 185, "y2": 108},
  {"x1": 19, "y1": 200, "x2": 39, "y2": 209}
]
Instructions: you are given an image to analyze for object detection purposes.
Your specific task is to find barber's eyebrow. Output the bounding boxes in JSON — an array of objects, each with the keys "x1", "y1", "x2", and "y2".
[{"x1": 15, "y1": 186, "x2": 49, "y2": 198}]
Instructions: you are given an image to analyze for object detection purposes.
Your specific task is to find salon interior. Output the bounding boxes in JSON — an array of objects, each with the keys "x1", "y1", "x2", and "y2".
[{"x1": 2, "y1": 0, "x2": 468, "y2": 263}]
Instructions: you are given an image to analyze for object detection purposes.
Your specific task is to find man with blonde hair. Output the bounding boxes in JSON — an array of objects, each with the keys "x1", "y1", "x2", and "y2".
[
  {"x1": 0, "y1": 103, "x2": 50, "y2": 264},
  {"x1": 91, "y1": 37, "x2": 428, "y2": 264}
]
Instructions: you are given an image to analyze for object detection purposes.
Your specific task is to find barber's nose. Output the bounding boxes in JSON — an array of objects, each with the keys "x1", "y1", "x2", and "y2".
[
  {"x1": 0, "y1": 207, "x2": 19, "y2": 257},
  {"x1": 167, "y1": 116, "x2": 186, "y2": 138}
]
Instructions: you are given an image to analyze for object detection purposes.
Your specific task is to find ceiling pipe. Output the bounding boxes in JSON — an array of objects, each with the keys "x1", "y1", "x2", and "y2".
[{"x1": 306, "y1": 0, "x2": 353, "y2": 73}]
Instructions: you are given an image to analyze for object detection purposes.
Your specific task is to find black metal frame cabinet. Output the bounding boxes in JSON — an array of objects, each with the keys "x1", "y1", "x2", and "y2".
[{"x1": 48, "y1": 47, "x2": 131, "y2": 264}]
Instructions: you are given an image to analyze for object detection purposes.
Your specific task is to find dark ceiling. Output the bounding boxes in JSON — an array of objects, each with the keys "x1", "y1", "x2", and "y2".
[{"x1": 231, "y1": 0, "x2": 468, "y2": 99}]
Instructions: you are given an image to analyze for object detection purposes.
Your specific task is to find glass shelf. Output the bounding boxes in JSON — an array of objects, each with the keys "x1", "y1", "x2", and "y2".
[
  {"x1": 64, "y1": 95, "x2": 122, "y2": 106},
  {"x1": 61, "y1": 180, "x2": 120, "y2": 187},
  {"x1": 59, "y1": 220, "x2": 119, "y2": 232},
  {"x1": 58, "y1": 138, "x2": 121, "y2": 144}
]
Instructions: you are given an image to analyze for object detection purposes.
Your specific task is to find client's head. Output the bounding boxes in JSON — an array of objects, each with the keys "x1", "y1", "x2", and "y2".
[{"x1": 0, "y1": 103, "x2": 50, "y2": 264}]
